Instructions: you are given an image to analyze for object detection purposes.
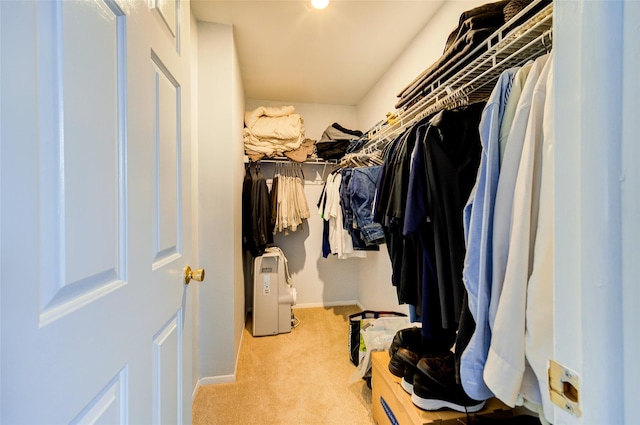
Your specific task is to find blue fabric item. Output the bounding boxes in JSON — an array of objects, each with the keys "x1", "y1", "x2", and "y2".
[
  {"x1": 349, "y1": 166, "x2": 385, "y2": 245},
  {"x1": 460, "y1": 67, "x2": 518, "y2": 400},
  {"x1": 346, "y1": 136, "x2": 369, "y2": 154},
  {"x1": 403, "y1": 122, "x2": 431, "y2": 237},
  {"x1": 339, "y1": 168, "x2": 355, "y2": 231},
  {"x1": 408, "y1": 304, "x2": 422, "y2": 323},
  {"x1": 403, "y1": 122, "x2": 447, "y2": 342},
  {"x1": 340, "y1": 168, "x2": 379, "y2": 251},
  {"x1": 322, "y1": 219, "x2": 331, "y2": 258}
]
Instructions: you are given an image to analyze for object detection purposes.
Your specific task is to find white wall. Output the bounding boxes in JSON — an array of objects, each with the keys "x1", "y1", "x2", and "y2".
[
  {"x1": 197, "y1": 22, "x2": 246, "y2": 382},
  {"x1": 245, "y1": 99, "x2": 363, "y2": 308},
  {"x1": 357, "y1": 0, "x2": 487, "y2": 130},
  {"x1": 231, "y1": 31, "x2": 246, "y2": 373}
]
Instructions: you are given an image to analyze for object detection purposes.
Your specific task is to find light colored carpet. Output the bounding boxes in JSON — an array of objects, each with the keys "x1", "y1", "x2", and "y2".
[{"x1": 192, "y1": 305, "x2": 375, "y2": 425}]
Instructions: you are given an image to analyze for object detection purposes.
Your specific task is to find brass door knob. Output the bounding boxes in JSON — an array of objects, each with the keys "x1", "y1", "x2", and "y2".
[{"x1": 184, "y1": 266, "x2": 205, "y2": 284}]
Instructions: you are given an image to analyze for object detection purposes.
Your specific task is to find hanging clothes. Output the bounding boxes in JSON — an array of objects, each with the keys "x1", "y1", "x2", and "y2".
[
  {"x1": 318, "y1": 171, "x2": 366, "y2": 259},
  {"x1": 489, "y1": 53, "x2": 550, "y2": 330},
  {"x1": 403, "y1": 117, "x2": 455, "y2": 348},
  {"x1": 459, "y1": 66, "x2": 519, "y2": 401},
  {"x1": 351, "y1": 0, "x2": 554, "y2": 420},
  {"x1": 338, "y1": 166, "x2": 385, "y2": 251},
  {"x1": 349, "y1": 166, "x2": 385, "y2": 246},
  {"x1": 524, "y1": 56, "x2": 554, "y2": 423},
  {"x1": 373, "y1": 127, "x2": 423, "y2": 311},
  {"x1": 420, "y1": 103, "x2": 485, "y2": 332},
  {"x1": 373, "y1": 101, "x2": 485, "y2": 354},
  {"x1": 316, "y1": 148, "x2": 386, "y2": 258},
  {"x1": 484, "y1": 53, "x2": 553, "y2": 420},
  {"x1": 242, "y1": 162, "x2": 273, "y2": 257},
  {"x1": 272, "y1": 163, "x2": 310, "y2": 235}
]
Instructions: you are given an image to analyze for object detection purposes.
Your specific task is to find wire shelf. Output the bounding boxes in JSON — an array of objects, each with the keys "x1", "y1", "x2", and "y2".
[{"x1": 362, "y1": 0, "x2": 553, "y2": 153}]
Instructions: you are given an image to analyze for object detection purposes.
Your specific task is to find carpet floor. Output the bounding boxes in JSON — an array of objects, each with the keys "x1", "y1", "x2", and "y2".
[{"x1": 192, "y1": 305, "x2": 375, "y2": 425}]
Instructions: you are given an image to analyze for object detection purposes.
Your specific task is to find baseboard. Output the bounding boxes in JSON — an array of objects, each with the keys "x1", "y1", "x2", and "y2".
[
  {"x1": 192, "y1": 317, "x2": 246, "y2": 401},
  {"x1": 235, "y1": 315, "x2": 246, "y2": 377},
  {"x1": 193, "y1": 374, "x2": 237, "y2": 402},
  {"x1": 192, "y1": 380, "x2": 201, "y2": 401},
  {"x1": 197, "y1": 374, "x2": 236, "y2": 387},
  {"x1": 293, "y1": 300, "x2": 360, "y2": 309}
]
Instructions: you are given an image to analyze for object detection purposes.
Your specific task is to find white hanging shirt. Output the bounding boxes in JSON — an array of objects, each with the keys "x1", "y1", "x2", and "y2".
[{"x1": 484, "y1": 53, "x2": 551, "y2": 408}]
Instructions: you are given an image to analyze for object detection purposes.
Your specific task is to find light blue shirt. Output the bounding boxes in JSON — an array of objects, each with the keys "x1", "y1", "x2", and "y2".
[
  {"x1": 460, "y1": 67, "x2": 518, "y2": 400},
  {"x1": 489, "y1": 54, "x2": 549, "y2": 330}
]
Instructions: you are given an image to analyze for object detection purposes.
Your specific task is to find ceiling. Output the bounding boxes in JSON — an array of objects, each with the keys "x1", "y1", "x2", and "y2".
[{"x1": 190, "y1": 0, "x2": 446, "y2": 105}]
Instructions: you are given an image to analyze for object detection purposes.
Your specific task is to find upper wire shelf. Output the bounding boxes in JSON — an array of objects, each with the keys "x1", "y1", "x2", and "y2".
[
  {"x1": 362, "y1": 0, "x2": 553, "y2": 152},
  {"x1": 244, "y1": 156, "x2": 338, "y2": 165}
]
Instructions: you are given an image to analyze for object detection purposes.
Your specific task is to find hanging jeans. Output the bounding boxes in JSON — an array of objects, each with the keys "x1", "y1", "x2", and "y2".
[
  {"x1": 349, "y1": 166, "x2": 385, "y2": 245},
  {"x1": 340, "y1": 168, "x2": 379, "y2": 251}
]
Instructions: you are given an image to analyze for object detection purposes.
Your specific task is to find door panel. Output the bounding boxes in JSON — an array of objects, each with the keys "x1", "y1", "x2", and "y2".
[
  {"x1": 151, "y1": 0, "x2": 178, "y2": 41},
  {"x1": 70, "y1": 367, "x2": 129, "y2": 425},
  {"x1": 152, "y1": 55, "x2": 182, "y2": 269},
  {"x1": 0, "y1": 0, "x2": 193, "y2": 423},
  {"x1": 37, "y1": 0, "x2": 128, "y2": 327},
  {"x1": 153, "y1": 312, "x2": 183, "y2": 424}
]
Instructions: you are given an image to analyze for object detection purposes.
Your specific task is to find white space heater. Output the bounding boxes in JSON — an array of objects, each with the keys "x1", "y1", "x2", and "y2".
[{"x1": 252, "y1": 248, "x2": 297, "y2": 336}]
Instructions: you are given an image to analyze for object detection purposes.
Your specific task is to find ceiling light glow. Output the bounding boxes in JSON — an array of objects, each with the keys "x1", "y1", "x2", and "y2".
[{"x1": 311, "y1": 0, "x2": 329, "y2": 10}]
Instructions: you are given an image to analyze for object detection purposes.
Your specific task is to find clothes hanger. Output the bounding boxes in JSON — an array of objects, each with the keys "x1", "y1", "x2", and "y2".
[{"x1": 541, "y1": 30, "x2": 552, "y2": 53}]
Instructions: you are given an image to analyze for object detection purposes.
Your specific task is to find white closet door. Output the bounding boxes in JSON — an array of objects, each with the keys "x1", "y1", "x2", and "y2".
[{"x1": 0, "y1": 0, "x2": 194, "y2": 423}]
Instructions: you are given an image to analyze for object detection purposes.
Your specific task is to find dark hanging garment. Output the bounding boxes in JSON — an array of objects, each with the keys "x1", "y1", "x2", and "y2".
[
  {"x1": 423, "y1": 103, "x2": 484, "y2": 330},
  {"x1": 253, "y1": 164, "x2": 273, "y2": 252},
  {"x1": 242, "y1": 162, "x2": 273, "y2": 257},
  {"x1": 270, "y1": 173, "x2": 279, "y2": 232},
  {"x1": 373, "y1": 124, "x2": 425, "y2": 309},
  {"x1": 317, "y1": 177, "x2": 332, "y2": 258},
  {"x1": 403, "y1": 120, "x2": 455, "y2": 349},
  {"x1": 420, "y1": 104, "x2": 485, "y2": 380},
  {"x1": 242, "y1": 163, "x2": 253, "y2": 252}
]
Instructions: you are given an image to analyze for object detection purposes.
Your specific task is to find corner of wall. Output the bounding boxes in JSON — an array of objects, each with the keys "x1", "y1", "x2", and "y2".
[
  {"x1": 196, "y1": 19, "x2": 247, "y2": 380},
  {"x1": 231, "y1": 27, "x2": 247, "y2": 370},
  {"x1": 189, "y1": 6, "x2": 201, "y2": 400}
]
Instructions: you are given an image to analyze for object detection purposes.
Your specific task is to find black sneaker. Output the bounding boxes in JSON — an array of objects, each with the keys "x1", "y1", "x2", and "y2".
[
  {"x1": 388, "y1": 352, "x2": 407, "y2": 377},
  {"x1": 388, "y1": 327, "x2": 423, "y2": 378},
  {"x1": 388, "y1": 327, "x2": 423, "y2": 358},
  {"x1": 416, "y1": 351, "x2": 456, "y2": 388},
  {"x1": 412, "y1": 371, "x2": 486, "y2": 413},
  {"x1": 395, "y1": 348, "x2": 420, "y2": 394},
  {"x1": 400, "y1": 365, "x2": 416, "y2": 394}
]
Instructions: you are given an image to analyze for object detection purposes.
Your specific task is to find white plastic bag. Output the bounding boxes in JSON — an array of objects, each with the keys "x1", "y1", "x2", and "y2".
[{"x1": 349, "y1": 316, "x2": 415, "y2": 383}]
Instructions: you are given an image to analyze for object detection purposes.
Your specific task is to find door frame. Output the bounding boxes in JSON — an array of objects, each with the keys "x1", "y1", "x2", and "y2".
[{"x1": 553, "y1": 1, "x2": 639, "y2": 423}]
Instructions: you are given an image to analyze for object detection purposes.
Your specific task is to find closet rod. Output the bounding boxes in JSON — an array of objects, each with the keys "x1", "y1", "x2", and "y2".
[
  {"x1": 359, "y1": 0, "x2": 553, "y2": 154},
  {"x1": 243, "y1": 156, "x2": 338, "y2": 165}
]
